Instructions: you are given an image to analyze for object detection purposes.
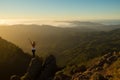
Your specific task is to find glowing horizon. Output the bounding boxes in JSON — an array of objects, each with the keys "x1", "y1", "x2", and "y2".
[{"x1": 0, "y1": 0, "x2": 120, "y2": 25}]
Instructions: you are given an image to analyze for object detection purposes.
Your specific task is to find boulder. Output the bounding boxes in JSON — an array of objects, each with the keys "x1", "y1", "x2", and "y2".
[
  {"x1": 73, "y1": 65, "x2": 87, "y2": 73},
  {"x1": 97, "y1": 58, "x2": 106, "y2": 67},
  {"x1": 106, "y1": 55, "x2": 117, "y2": 64},
  {"x1": 91, "y1": 72, "x2": 108, "y2": 80},
  {"x1": 95, "y1": 67, "x2": 103, "y2": 71},
  {"x1": 10, "y1": 75, "x2": 20, "y2": 80},
  {"x1": 21, "y1": 57, "x2": 43, "y2": 80},
  {"x1": 37, "y1": 55, "x2": 57, "y2": 80},
  {"x1": 103, "y1": 53, "x2": 112, "y2": 59},
  {"x1": 72, "y1": 74, "x2": 89, "y2": 80},
  {"x1": 54, "y1": 73, "x2": 71, "y2": 80}
]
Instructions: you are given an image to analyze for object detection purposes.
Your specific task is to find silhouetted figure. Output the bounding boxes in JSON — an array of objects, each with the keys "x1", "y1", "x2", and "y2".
[{"x1": 29, "y1": 39, "x2": 36, "y2": 57}]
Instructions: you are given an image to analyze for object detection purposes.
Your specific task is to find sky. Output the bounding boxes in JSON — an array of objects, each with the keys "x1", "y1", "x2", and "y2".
[{"x1": 0, "y1": 0, "x2": 120, "y2": 24}]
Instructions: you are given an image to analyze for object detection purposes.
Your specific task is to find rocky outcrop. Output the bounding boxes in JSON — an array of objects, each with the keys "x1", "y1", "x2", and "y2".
[
  {"x1": 10, "y1": 75, "x2": 21, "y2": 80},
  {"x1": 73, "y1": 65, "x2": 87, "y2": 74},
  {"x1": 37, "y1": 55, "x2": 57, "y2": 80},
  {"x1": 21, "y1": 57, "x2": 43, "y2": 80},
  {"x1": 11, "y1": 55, "x2": 58, "y2": 80},
  {"x1": 71, "y1": 51, "x2": 120, "y2": 80},
  {"x1": 10, "y1": 52, "x2": 120, "y2": 80},
  {"x1": 54, "y1": 73, "x2": 71, "y2": 80},
  {"x1": 91, "y1": 72, "x2": 108, "y2": 80}
]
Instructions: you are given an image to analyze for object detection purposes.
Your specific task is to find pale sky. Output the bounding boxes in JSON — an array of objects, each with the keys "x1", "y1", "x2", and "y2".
[{"x1": 0, "y1": 0, "x2": 120, "y2": 24}]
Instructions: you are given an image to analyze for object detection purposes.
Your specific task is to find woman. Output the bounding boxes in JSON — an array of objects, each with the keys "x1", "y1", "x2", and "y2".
[{"x1": 29, "y1": 39, "x2": 36, "y2": 57}]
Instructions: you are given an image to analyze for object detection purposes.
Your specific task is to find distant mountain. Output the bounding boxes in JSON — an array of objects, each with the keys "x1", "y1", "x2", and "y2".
[
  {"x1": 0, "y1": 37, "x2": 31, "y2": 80},
  {"x1": 0, "y1": 23, "x2": 120, "y2": 56},
  {"x1": 62, "y1": 21, "x2": 120, "y2": 31},
  {"x1": 63, "y1": 21, "x2": 104, "y2": 26},
  {"x1": 0, "y1": 23, "x2": 120, "y2": 66}
]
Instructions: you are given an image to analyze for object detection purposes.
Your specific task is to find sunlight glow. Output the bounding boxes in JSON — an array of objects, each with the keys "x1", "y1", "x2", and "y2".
[
  {"x1": 0, "y1": 20, "x2": 7, "y2": 24},
  {"x1": 0, "y1": 19, "x2": 70, "y2": 26},
  {"x1": 0, "y1": 19, "x2": 17, "y2": 25}
]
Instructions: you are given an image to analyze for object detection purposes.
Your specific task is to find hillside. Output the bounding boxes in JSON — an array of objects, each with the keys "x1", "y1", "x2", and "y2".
[
  {"x1": 105, "y1": 58, "x2": 120, "y2": 80},
  {"x1": 0, "y1": 23, "x2": 120, "y2": 67},
  {"x1": 56, "y1": 29, "x2": 120, "y2": 66},
  {"x1": 10, "y1": 50, "x2": 120, "y2": 80},
  {"x1": 54, "y1": 52, "x2": 120, "y2": 80},
  {"x1": 0, "y1": 22, "x2": 120, "y2": 57},
  {"x1": 0, "y1": 37, "x2": 31, "y2": 80}
]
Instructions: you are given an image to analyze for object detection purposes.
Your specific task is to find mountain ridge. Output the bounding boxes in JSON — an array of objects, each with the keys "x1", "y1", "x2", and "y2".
[{"x1": 0, "y1": 37, "x2": 31, "y2": 80}]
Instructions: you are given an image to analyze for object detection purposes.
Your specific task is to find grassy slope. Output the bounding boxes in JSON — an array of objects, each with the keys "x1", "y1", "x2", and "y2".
[
  {"x1": 105, "y1": 58, "x2": 120, "y2": 80},
  {"x1": 57, "y1": 29, "x2": 120, "y2": 66}
]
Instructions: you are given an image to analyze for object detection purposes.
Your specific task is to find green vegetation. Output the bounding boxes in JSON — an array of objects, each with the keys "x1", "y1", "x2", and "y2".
[
  {"x1": 57, "y1": 29, "x2": 120, "y2": 66},
  {"x1": 106, "y1": 58, "x2": 120, "y2": 80}
]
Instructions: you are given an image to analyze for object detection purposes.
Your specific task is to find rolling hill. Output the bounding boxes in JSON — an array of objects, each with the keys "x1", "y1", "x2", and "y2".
[
  {"x1": 57, "y1": 29, "x2": 120, "y2": 66},
  {"x1": 0, "y1": 22, "x2": 120, "y2": 57},
  {"x1": 0, "y1": 22, "x2": 120, "y2": 67}
]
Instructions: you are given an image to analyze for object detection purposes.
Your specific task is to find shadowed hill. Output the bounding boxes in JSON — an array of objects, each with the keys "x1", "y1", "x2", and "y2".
[{"x1": 0, "y1": 37, "x2": 31, "y2": 80}]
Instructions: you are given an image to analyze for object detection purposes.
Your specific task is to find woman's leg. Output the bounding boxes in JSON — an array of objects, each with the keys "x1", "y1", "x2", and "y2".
[{"x1": 32, "y1": 50, "x2": 35, "y2": 57}]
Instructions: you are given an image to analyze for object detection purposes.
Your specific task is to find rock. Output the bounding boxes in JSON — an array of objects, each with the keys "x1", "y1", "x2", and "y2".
[
  {"x1": 106, "y1": 55, "x2": 117, "y2": 64},
  {"x1": 72, "y1": 74, "x2": 89, "y2": 80},
  {"x1": 113, "y1": 51, "x2": 117, "y2": 55},
  {"x1": 71, "y1": 71, "x2": 92, "y2": 80},
  {"x1": 103, "y1": 53, "x2": 112, "y2": 59},
  {"x1": 119, "y1": 52, "x2": 120, "y2": 55},
  {"x1": 87, "y1": 64, "x2": 98, "y2": 71},
  {"x1": 83, "y1": 71, "x2": 93, "y2": 78},
  {"x1": 105, "y1": 75, "x2": 113, "y2": 80},
  {"x1": 37, "y1": 55, "x2": 57, "y2": 80},
  {"x1": 21, "y1": 57, "x2": 43, "y2": 80},
  {"x1": 71, "y1": 51, "x2": 120, "y2": 80},
  {"x1": 73, "y1": 65, "x2": 87, "y2": 74},
  {"x1": 91, "y1": 72, "x2": 108, "y2": 80},
  {"x1": 21, "y1": 73, "x2": 32, "y2": 80},
  {"x1": 103, "y1": 63, "x2": 109, "y2": 69},
  {"x1": 97, "y1": 58, "x2": 106, "y2": 67},
  {"x1": 54, "y1": 73, "x2": 71, "y2": 80},
  {"x1": 20, "y1": 55, "x2": 57, "y2": 80},
  {"x1": 10, "y1": 75, "x2": 20, "y2": 80},
  {"x1": 95, "y1": 67, "x2": 103, "y2": 71},
  {"x1": 71, "y1": 73, "x2": 82, "y2": 80}
]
